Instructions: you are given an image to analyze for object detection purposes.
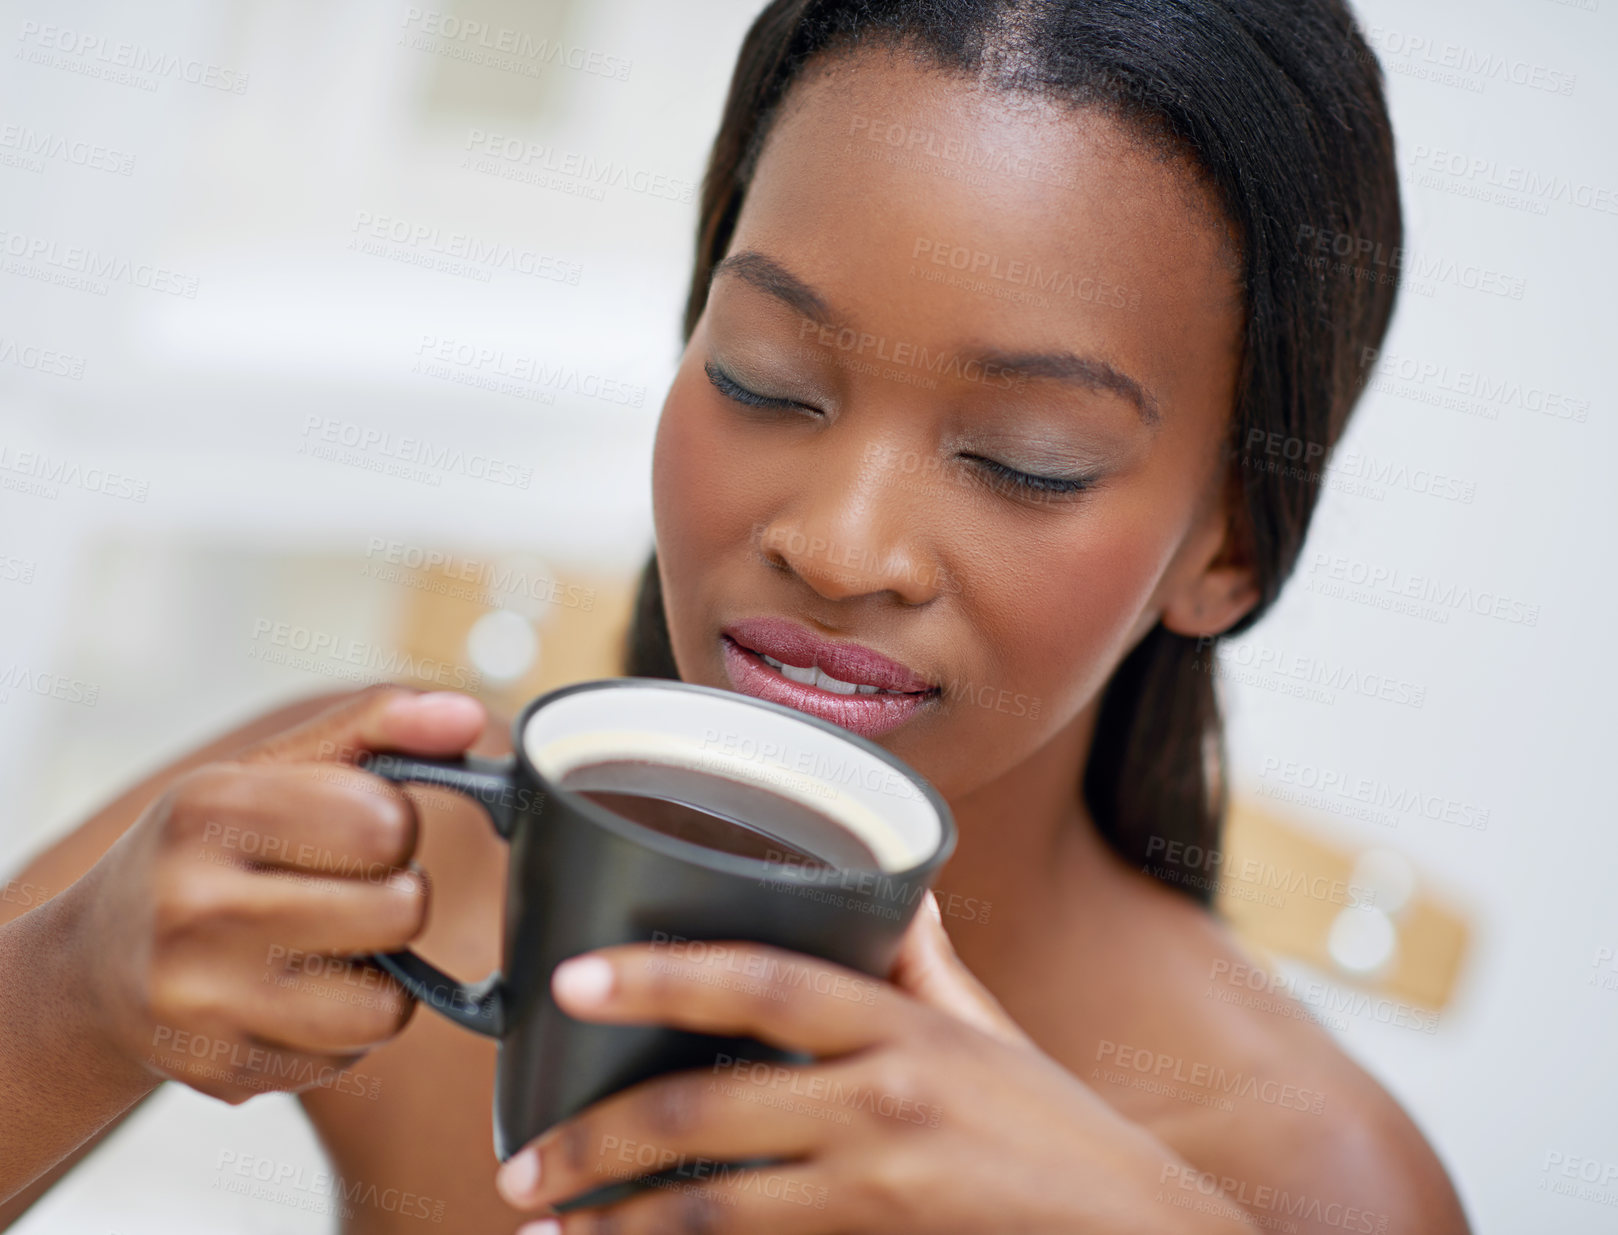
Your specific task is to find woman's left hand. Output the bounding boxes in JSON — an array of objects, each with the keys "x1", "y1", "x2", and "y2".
[{"x1": 494, "y1": 895, "x2": 1247, "y2": 1234}]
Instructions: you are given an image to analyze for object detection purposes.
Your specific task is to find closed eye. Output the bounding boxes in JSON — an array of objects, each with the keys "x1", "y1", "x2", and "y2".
[
  {"x1": 704, "y1": 360, "x2": 816, "y2": 413},
  {"x1": 961, "y1": 454, "x2": 1098, "y2": 498}
]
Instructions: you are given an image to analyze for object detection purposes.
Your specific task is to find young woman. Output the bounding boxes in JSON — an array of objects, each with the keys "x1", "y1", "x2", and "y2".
[{"x1": 0, "y1": 1, "x2": 1471, "y2": 1231}]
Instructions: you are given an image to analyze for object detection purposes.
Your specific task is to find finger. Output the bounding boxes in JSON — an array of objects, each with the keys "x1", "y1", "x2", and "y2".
[
  {"x1": 504, "y1": 1154, "x2": 837, "y2": 1234},
  {"x1": 500, "y1": 1062, "x2": 834, "y2": 1210},
  {"x1": 150, "y1": 1034, "x2": 373, "y2": 1103},
  {"x1": 180, "y1": 761, "x2": 421, "y2": 875},
  {"x1": 236, "y1": 685, "x2": 486, "y2": 766},
  {"x1": 159, "y1": 859, "x2": 429, "y2": 957},
  {"x1": 888, "y1": 893, "x2": 1030, "y2": 1046},
  {"x1": 548, "y1": 941, "x2": 910, "y2": 1057},
  {"x1": 244, "y1": 954, "x2": 416, "y2": 1054}
]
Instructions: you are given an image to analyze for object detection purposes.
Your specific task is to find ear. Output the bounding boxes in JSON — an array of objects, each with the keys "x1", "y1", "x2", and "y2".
[{"x1": 1160, "y1": 473, "x2": 1262, "y2": 639}]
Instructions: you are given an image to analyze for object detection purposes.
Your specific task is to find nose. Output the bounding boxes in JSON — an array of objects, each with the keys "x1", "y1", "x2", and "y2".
[{"x1": 751, "y1": 436, "x2": 953, "y2": 607}]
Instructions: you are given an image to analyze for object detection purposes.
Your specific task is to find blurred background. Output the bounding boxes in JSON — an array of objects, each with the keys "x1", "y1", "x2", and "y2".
[{"x1": 0, "y1": 0, "x2": 1613, "y2": 1231}]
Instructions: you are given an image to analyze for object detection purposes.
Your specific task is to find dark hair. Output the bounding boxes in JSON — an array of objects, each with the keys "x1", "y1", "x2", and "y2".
[{"x1": 624, "y1": 0, "x2": 1402, "y2": 907}]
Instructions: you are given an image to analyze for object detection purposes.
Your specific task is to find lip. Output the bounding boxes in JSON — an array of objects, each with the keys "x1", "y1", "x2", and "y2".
[{"x1": 719, "y1": 617, "x2": 939, "y2": 739}]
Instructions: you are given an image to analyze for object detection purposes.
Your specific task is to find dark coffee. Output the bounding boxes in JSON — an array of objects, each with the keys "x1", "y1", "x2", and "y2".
[{"x1": 560, "y1": 759, "x2": 881, "y2": 870}]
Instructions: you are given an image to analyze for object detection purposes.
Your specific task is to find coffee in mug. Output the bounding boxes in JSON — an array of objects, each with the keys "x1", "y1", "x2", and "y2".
[{"x1": 364, "y1": 677, "x2": 955, "y2": 1187}]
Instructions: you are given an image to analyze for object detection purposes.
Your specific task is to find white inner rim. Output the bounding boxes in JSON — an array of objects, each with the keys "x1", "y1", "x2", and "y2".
[{"x1": 522, "y1": 685, "x2": 941, "y2": 872}]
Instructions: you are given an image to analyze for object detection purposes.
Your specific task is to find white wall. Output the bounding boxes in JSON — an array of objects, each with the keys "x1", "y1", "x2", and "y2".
[{"x1": 0, "y1": 1, "x2": 1612, "y2": 1231}]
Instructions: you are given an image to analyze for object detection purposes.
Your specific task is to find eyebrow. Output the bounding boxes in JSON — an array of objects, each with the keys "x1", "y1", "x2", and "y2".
[
  {"x1": 713, "y1": 250, "x2": 831, "y2": 322},
  {"x1": 711, "y1": 249, "x2": 1160, "y2": 426},
  {"x1": 970, "y1": 348, "x2": 1160, "y2": 425}
]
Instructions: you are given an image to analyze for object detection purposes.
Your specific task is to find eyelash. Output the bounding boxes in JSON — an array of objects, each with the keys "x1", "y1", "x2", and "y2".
[
  {"x1": 962, "y1": 456, "x2": 1096, "y2": 497},
  {"x1": 704, "y1": 360, "x2": 1096, "y2": 499},
  {"x1": 704, "y1": 361, "x2": 807, "y2": 411}
]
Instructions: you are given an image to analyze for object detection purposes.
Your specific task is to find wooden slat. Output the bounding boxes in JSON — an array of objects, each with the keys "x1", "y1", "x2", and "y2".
[{"x1": 1218, "y1": 799, "x2": 1471, "y2": 1010}]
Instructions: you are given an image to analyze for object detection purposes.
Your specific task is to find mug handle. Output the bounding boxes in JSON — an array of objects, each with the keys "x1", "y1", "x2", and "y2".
[{"x1": 363, "y1": 752, "x2": 522, "y2": 1038}]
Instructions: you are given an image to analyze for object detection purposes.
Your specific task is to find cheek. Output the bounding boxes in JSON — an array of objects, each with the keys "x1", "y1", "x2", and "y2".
[
  {"x1": 650, "y1": 371, "x2": 707, "y2": 556},
  {"x1": 970, "y1": 489, "x2": 1197, "y2": 709},
  {"x1": 650, "y1": 364, "x2": 756, "y2": 661}
]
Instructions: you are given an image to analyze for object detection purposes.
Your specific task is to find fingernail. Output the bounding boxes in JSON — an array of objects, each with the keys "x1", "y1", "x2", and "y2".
[
  {"x1": 496, "y1": 1147, "x2": 541, "y2": 1204},
  {"x1": 517, "y1": 1220, "x2": 560, "y2": 1235},
  {"x1": 390, "y1": 691, "x2": 482, "y2": 724},
  {"x1": 553, "y1": 955, "x2": 614, "y2": 1006},
  {"x1": 927, "y1": 892, "x2": 943, "y2": 923}
]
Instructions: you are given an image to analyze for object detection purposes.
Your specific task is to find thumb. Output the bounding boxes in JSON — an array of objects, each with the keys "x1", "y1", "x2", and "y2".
[
  {"x1": 889, "y1": 893, "x2": 1030, "y2": 1047},
  {"x1": 238, "y1": 685, "x2": 488, "y2": 765}
]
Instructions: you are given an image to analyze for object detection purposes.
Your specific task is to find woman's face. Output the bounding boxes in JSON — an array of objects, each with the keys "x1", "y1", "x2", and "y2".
[{"x1": 651, "y1": 52, "x2": 1251, "y2": 802}]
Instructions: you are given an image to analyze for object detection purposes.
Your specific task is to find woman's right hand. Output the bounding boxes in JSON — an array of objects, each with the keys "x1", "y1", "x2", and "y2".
[{"x1": 65, "y1": 686, "x2": 488, "y2": 1106}]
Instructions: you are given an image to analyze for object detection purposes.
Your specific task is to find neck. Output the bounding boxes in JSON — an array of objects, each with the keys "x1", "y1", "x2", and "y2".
[{"x1": 933, "y1": 700, "x2": 1119, "y2": 971}]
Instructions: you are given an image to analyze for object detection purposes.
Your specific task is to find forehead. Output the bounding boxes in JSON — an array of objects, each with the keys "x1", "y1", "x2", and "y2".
[{"x1": 726, "y1": 51, "x2": 1243, "y2": 414}]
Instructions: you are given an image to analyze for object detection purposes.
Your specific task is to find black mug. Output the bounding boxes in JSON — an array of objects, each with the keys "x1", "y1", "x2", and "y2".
[{"x1": 365, "y1": 677, "x2": 955, "y2": 1178}]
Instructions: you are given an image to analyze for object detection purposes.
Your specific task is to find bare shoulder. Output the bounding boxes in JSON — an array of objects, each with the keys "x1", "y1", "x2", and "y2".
[{"x1": 1054, "y1": 864, "x2": 1472, "y2": 1235}]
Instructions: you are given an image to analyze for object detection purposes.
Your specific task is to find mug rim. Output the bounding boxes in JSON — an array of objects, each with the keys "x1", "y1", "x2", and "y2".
[{"x1": 510, "y1": 676, "x2": 957, "y2": 886}]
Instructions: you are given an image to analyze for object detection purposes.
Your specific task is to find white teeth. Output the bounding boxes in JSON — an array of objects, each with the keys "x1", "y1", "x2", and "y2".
[
  {"x1": 757, "y1": 651, "x2": 891, "y2": 696},
  {"x1": 812, "y1": 666, "x2": 859, "y2": 695}
]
